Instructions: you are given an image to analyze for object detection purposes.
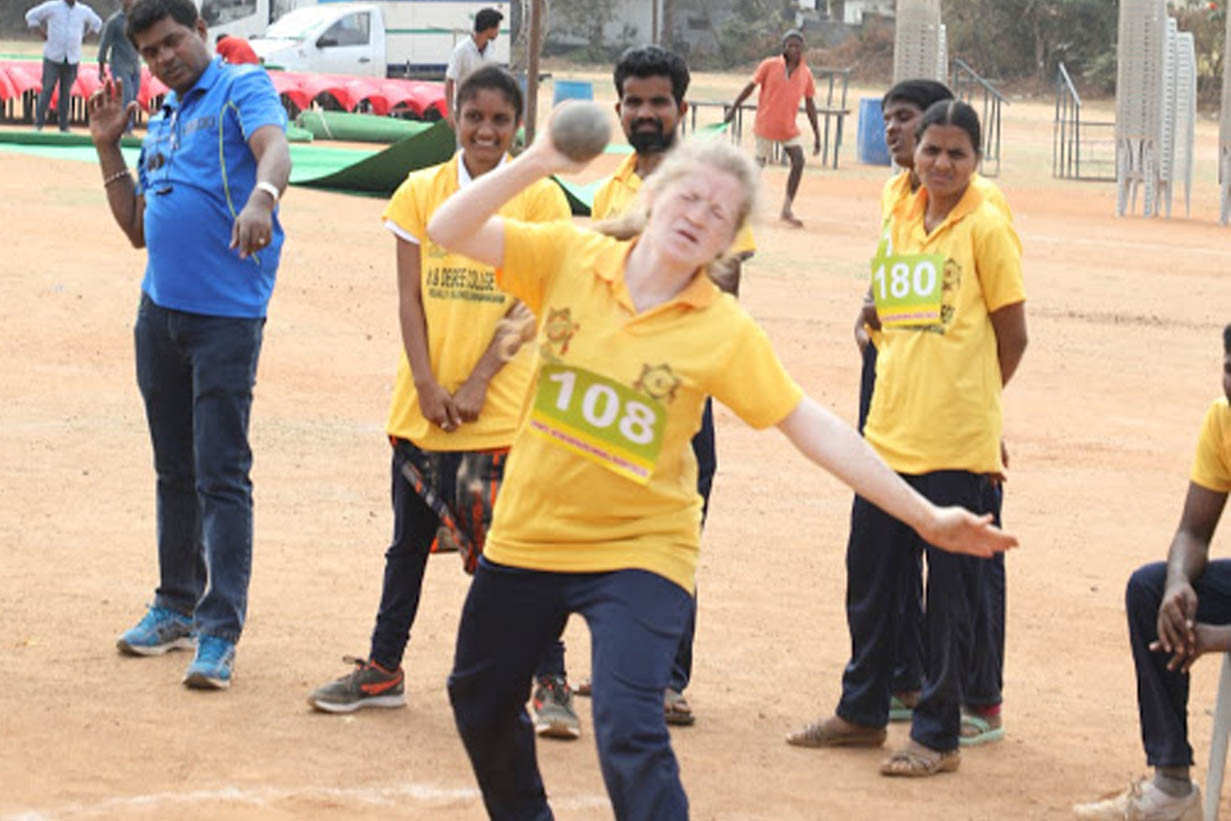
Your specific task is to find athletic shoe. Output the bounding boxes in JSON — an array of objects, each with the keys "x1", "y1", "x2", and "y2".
[
  {"x1": 1072, "y1": 777, "x2": 1201, "y2": 820},
  {"x1": 307, "y1": 656, "x2": 406, "y2": 713},
  {"x1": 116, "y1": 605, "x2": 194, "y2": 656},
  {"x1": 574, "y1": 678, "x2": 592, "y2": 697},
  {"x1": 183, "y1": 635, "x2": 236, "y2": 690},
  {"x1": 532, "y1": 675, "x2": 581, "y2": 740}
]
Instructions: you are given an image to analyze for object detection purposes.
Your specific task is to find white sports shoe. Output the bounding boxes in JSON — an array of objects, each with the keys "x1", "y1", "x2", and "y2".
[{"x1": 1072, "y1": 776, "x2": 1201, "y2": 820}]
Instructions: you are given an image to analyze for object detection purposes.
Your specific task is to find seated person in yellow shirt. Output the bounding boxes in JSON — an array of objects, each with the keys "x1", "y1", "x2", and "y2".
[
  {"x1": 575, "y1": 44, "x2": 759, "y2": 727},
  {"x1": 307, "y1": 67, "x2": 581, "y2": 740},
  {"x1": 1074, "y1": 325, "x2": 1231, "y2": 820},
  {"x1": 426, "y1": 110, "x2": 1016, "y2": 817}
]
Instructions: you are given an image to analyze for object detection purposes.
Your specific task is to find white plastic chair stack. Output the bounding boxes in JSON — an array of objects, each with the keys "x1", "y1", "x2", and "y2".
[
  {"x1": 1205, "y1": 654, "x2": 1231, "y2": 821},
  {"x1": 893, "y1": 0, "x2": 944, "y2": 84},
  {"x1": 1171, "y1": 31, "x2": 1196, "y2": 218},
  {"x1": 936, "y1": 24, "x2": 948, "y2": 84},
  {"x1": 1115, "y1": 0, "x2": 1168, "y2": 217},
  {"x1": 1220, "y1": 10, "x2": 1230, "y2": 225},
  {"x1": 1155, "y1": 19, "x2": 1177, "y2": 218}
]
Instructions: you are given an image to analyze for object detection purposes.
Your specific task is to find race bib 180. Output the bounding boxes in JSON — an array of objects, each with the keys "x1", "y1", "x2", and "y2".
[
  {"x1": 529, "y1": 364, "x2": 666, "y2": 485},
  {"x1": 870, "y1": 253, "x2": 946, "y2": 328}
]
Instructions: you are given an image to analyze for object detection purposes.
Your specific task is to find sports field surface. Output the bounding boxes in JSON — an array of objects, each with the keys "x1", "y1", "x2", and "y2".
[{"x1": 3, "y1": 65, "x2": 1231, "y2": 819}]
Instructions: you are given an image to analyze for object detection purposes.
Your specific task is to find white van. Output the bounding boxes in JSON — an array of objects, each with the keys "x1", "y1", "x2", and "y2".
[{"x1": 202, "y1": 0, "x2": 511, "y2": 79}]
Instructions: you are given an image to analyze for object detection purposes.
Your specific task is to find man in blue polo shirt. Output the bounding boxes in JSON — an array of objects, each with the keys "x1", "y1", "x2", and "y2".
[{"x1": 87, "y1": 0, "x2": 290, "y2": 691}]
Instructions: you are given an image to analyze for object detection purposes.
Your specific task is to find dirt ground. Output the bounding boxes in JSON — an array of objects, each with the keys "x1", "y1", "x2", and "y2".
[{"x1": 3, "y1": 64, "x2": 1231, "y2": 820}]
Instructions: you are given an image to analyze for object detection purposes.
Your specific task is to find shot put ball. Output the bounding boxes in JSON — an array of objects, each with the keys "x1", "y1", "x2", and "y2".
[{"x1": 549, "y1": 102, "x2": 611, "y2": 163}]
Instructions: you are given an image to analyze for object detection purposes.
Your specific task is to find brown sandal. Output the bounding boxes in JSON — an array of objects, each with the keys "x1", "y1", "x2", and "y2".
[
  {"x1": 786, "y1": 716, "x2": 887, "y2": 748},
  {"x1": 664, "y1": 689, "x2": 695, "y2": 726},
  {"x1": 879, "y1": 744, "x2": 961, "y2": 777}
]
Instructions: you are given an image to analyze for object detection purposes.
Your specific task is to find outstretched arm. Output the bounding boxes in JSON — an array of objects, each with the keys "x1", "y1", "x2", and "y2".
[
  {"x1": 724, "y1": 81, "x2": 757, "y2": 123},
  {"x1": 776, "y1": 397, "x2": 1017, "y2": 558},
  {"x1": 426, "y1": 113, "x2": 585, "y2": 264}
]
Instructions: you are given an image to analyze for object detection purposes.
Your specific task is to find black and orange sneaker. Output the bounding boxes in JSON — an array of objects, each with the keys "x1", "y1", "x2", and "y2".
[
  {"x1": 532, "y1": 675, "x2": 581, "y2": 740},
  {"x1": 308, "y1": 656, "x2": 406, "y2": 713}
]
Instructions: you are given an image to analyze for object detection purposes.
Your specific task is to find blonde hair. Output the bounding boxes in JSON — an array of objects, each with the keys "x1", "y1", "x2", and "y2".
[
  {"x1": 498, "y1": 138, "x2": 759, "y2": 360},
  {"x1": 594, "y1": 136, "x2": 759, "y2": 287}
]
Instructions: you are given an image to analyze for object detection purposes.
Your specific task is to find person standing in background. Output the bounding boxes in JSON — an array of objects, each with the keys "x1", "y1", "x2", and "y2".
[
  {"x1": 27, "y1": 0, "x2": 103, "y2": 132},
  {"x1": 98, "y1": 0, "x2": 140, "y2": 134},
  {"x1": 443, "y1": 6, "x2": 502, "y2": 130},
  {"x1": 215, "y1": 33, "x2": 260, "y2": 65}
]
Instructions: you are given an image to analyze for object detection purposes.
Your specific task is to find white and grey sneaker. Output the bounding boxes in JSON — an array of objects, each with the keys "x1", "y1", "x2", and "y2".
[{"x1": 1073, "y1": 776, "x2": 1201, "y2": 820}]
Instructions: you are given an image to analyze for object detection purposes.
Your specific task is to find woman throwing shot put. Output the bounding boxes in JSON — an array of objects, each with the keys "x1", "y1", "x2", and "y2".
[
  {"x1": 788, "y1": 99, "x2": 1027, "y2": 777},
  {"x1": 427, "y1": 106, "x2": 1016, "y2": 817}
]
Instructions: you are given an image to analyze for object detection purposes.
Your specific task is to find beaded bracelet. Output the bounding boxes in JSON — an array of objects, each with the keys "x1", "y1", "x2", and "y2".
[{"x1": 102, "y1": 168, "x2": 131, "y2": 188}]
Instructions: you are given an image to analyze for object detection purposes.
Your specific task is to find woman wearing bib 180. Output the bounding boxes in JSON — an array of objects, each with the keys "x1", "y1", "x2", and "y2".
[
  {"x1": 427, "y1": 105, "x2": 1017, "y2": 816},
  {"x1": 789, "y1": 99, "x2": 1027, "y2": 777}
]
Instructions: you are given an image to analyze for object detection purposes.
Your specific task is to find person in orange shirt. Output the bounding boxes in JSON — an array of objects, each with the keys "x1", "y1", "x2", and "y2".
[
  {"x1": 425, "y1": 109, "x2": 1016, "y2": 815},
  {"x1": 215, "y1": 33, "x2": 259, "y2": 65},
  {"x1": 725, "y1": 29, "x2": 820, "y2": 227}
]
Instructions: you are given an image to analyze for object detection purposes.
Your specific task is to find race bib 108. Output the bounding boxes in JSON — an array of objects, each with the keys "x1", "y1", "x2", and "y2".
[
  {"x1": 870, "y1": 253, "x2": 946, "y2": 328},
  {"x1": 529, "y1": 364, "x2": 666, "y2": 485}
]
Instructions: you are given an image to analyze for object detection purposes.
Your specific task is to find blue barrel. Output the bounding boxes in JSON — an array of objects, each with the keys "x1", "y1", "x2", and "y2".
[
  {"x1": 856, "y1": 97, "x2": 891, "y2": 166},
  {"x1": 553, "y1": 79, "x2": 594, "y2": 105}
]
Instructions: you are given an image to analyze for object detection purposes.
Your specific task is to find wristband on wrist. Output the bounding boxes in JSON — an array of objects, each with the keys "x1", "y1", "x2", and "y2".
[{"x1": 255, "y1": 180, "x2": 280, "y2": 202}]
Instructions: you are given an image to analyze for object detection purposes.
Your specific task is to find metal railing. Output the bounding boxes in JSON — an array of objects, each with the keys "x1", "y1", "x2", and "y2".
[
  {"x1": 950, "y1": 57, "x2": 1005, "y2": 177},
  {"x1": 1053, "y1": 61, "x2": 1116, "y2": 181}
]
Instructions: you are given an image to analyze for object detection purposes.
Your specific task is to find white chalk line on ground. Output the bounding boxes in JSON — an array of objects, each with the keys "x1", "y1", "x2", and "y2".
[{"x1": 4, "y1": 781, "x2": 611, "y2": 819}]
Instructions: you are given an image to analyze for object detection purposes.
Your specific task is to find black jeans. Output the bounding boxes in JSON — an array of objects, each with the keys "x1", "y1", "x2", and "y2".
[
  {"x1": 1126, "y1": 560, "x2": 1231, "y2": 766},
  {"x1": 837, "y1": 470, "x2": 1000, "y2": 751},
  {"x1": 36, "y1": 58, "x2": 78, "y2": 130}
]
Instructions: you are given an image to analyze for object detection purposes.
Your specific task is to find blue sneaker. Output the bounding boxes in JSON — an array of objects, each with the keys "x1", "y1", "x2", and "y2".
[
  {"x1": 183, "y1": 635, "x2": 236, "y2": 690},
  {"x1": 116, "y1": 606, "x2": 194, "y2": 656}
]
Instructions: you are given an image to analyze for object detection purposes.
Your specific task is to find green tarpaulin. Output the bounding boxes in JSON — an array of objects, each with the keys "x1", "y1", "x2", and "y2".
[
  {"x1": 0, "y1": 118, "x2": 731, "y2": 211},
  {"x1": 296, "y1": 110, "x2": 435, "y2": 144}
]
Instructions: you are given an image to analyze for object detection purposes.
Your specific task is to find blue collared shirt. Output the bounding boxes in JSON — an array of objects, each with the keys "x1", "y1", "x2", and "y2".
[
  {"x1": 137, "y1": 58, "x2": 287, "y2": 318},
  {"x1": 25, "y1": 0, "x2": 102, "y2": 64}
]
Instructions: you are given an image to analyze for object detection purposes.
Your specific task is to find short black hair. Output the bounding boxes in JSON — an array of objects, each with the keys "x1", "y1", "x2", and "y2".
[
  {"x1": 127, "y1": 0, "x2": 197, "y2": 44},
  {"x1": 1223, "y1": 323, "x2": 1231, "y2": 354},
  {"x1": 917, "y1": 99, "x2": 982, "y2": 156},
  {"x1": 613, "y1": 45, "x2": 689, "y2": 105},
  {"x1": 456, "y1": 64, "x2": 523, "y2": 123},
  {"x1": 474, "y1": 7, "x2": 503, "y2": 33},
  {"x1": 215, "y1": 33, "x2": 227, "y2": 43},
  {"x1": 882, "y1": 79, "x2": 953, "y2": 112}
]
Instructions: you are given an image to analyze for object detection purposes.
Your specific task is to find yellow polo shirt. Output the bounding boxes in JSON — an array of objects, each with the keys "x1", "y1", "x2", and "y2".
[
  {"x1": 868, "y1": 173, "x2": 1014, "y2": 349},
  {"x1": 381, "y1": 154, "x2": 571, "y2": 451},
  {"x1": 591, "y1": 151, "x2": 757, "y2": 261},
  {"x1": 864, "y1": 183, "x2": 1025, "y2": 475},
  {"x1": 482, "y1": 220, "x2": 804, "y2": 592},
  {"x1": 879, "y1": 171, "x2": 1012, "y2": 225},
  {"x1": 1192, "y1": 398, "x2": 1231, "y2": 492}
]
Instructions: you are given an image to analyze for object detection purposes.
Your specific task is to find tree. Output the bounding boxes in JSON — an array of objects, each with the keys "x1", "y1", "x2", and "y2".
[{"x1": 943, "y1": 0, "x2": 1118, "y2": 84}]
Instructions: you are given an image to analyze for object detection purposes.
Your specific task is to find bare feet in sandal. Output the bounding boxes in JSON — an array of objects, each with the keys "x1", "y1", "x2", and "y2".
[
  {"x1": 664, "y1": 689, "x2": 695, "y2": 726},
  {"x1": 786, "y1": 714, "x2": 887, "y2": 748},
  {"x1": 879, "y1": 740, "x2": 961, "y2": 777}
]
